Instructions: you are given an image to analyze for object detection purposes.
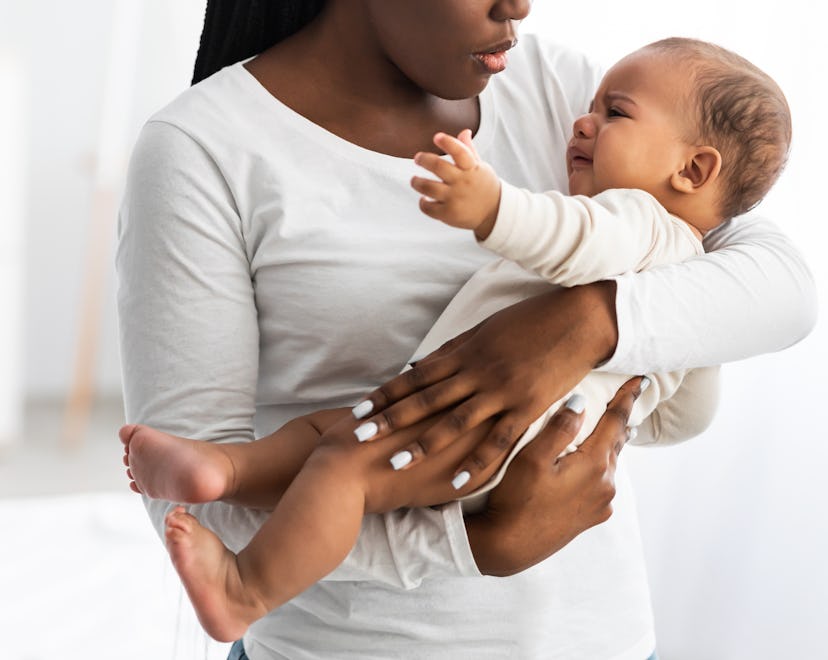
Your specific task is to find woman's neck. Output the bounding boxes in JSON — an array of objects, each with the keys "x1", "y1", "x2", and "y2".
[{"x1": 244, "y1": 5, "x2": 480, "y2": 157}]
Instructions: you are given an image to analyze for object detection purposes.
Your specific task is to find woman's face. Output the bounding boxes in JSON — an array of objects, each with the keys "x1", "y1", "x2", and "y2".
[{"x1": 363, "y1": 0, "x2": 532, "y2": 99}]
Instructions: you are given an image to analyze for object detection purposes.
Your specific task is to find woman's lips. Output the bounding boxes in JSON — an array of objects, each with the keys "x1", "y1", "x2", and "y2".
[
  {"x1": 473, "y1": 50, "x2": 509, "y2": 74},
  {"x1": 472, "y1": 39, "x2": 515, "y2": 74}
]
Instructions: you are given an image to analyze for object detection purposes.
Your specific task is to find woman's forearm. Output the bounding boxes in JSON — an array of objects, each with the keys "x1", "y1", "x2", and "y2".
[{"x1": 601, "y1": 214, "x2": 817, "y2": 375}]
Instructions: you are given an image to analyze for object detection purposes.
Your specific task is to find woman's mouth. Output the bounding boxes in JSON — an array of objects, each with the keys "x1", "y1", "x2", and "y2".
[
  {"x1": 473, "y1": 50, "x2": 509, "y2": 75},
  {"x1": 472, "y1": 39, "x2": 516, "y2": 75}
]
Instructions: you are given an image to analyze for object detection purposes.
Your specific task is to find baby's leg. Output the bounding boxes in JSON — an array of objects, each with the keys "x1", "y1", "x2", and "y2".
[
  {"x1": 165, "y1": 442, "x2": 368, "y2": 642},
  {"x1": 120, "y1": 425, "x2": 235, "y2": 503},
  {"x1": 121, "y1": 408, "x2": 347, "y2": 507},
  {"x1": 165, "y1": 507, "x2": 269, "y2": 642},
  {"x1": 164, "y1": 410, "x2": 501, "y2": 640}
]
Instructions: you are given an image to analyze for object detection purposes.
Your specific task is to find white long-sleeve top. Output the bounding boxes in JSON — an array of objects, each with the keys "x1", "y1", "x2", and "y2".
[{"x1": 116, "y1": 35, "x2": 816, "y2": 660}]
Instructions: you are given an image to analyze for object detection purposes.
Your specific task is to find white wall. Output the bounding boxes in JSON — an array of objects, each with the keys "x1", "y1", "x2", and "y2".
[
  {"x1": 0, "y1": 52, "x2": 27, "y2": 443},
  {"x1": 2, "y1": 0, "x2": 206, "y2": 398}
]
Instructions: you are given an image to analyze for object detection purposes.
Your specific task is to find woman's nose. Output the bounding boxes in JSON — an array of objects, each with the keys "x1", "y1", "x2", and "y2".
[
  {"x1": 491, "y1": 0, "x2": 532, "y2": 22},
  {"x1": 573, "y1": 114, "x2": 596, "y2": 139}
]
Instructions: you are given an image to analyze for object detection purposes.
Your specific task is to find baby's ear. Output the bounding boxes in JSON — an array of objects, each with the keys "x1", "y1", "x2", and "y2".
[{"x1": 671, "y1": 146, "x2": 722, "y2": 194}]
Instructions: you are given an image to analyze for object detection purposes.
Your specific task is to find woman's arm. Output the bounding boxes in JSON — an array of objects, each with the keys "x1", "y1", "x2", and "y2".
[
  {"x1": 117, "y1": 120, "x2": 265, "y2": 551},
  {"x1": 352, "y1": 216, "x2": 814, "y2": 454},
  {"x1": 603, "y1": 214, "x2": 817, "y2": 373},
  {"x1": 344, "y1": 216, "x2": 814, "y2": 574}
]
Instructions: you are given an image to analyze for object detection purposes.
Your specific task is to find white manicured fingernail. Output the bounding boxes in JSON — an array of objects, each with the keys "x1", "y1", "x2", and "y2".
[
  {"x1": 565, "y1": 393, "x2": 586, "y2": 414},
  {"x1": 451, "y1": 471, "x2": 471, "y2": 490},
  {"x1": 352, "y1": 400, "x2": 374, "y2": 420},
  {"x1": 354, "y1": 422, "x2": 378, "y2": 442},
  {"x1": 627, "y1": 426, "x2": 639, "y2": 442},
  {"x1": 639, "y1": 377, "x2": 652, "y2": 393},
  {"x1": 390, "y1": 451, "x2": 413, "y2": 470}
]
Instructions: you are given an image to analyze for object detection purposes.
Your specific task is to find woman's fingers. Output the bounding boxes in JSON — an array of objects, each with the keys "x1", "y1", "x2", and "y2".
[
  {"x1": 576, "y1": 376, "x2": 646, "y2": 461},
  {"x1": 408, "y1": 324, "x2": 481, "y2": 370},
  {"x1": 354, "y1": 374, "x2": 477, "y2": 442},
  {"x1": 388, "y1": 395, "x2": 502, "y2": 473},
  {"x1": 449, "y1": 394, "x2": 587, "y2": 492},
  {"x1": 363, "y1": 357, "x2": 458, "y2": 412},
  {"x1": 447, "y1": 376, "x2": 645, "y2": 493}
]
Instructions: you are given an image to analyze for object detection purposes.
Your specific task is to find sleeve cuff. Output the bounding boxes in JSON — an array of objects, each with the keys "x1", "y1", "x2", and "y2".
[
  {"x1": 595, "y1": 272, "x2": 636, "y2": 373},
  {"x1": 440, "y1": 501, "x2": 483, "y2": 578},
  {"x1": 479, "y1": 180, "x2": 522, "y2": 254}
]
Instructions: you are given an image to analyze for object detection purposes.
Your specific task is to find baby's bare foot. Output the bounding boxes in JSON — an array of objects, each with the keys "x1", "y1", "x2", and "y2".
[
  {"x1": 120, "y1": 424, "x2": 233, "y2": 503},
  {"x1": 165, "y1": 507, "x2": 269, "y2": 642}
]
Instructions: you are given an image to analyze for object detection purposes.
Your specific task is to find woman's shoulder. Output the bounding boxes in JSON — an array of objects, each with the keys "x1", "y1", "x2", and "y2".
[{"x1": 143, "y1": 63, "x2": 272, "y2": 152}]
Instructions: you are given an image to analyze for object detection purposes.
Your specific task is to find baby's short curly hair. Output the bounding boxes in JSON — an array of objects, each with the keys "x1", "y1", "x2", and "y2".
[{"x1": 645, "y1": 37, "x2": 792, "y2": 220}]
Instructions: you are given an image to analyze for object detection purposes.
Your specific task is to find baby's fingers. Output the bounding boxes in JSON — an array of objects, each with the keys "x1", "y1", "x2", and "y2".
[
  {"x1": 413, "y1": 151, "x2": 463, "y2": 183},
  {"x1": 411, "y1": 176, "x2": 450, "y2": 202},
  {"x1": 456, "y1": 128, "x2": 478, "y2": 156},
  {"x1": 433, "y1": 132, "x2": 478, "y2": 170}
]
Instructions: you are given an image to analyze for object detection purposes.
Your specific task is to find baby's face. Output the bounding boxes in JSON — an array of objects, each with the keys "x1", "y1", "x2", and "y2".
[{"x1": 567, "y1": 49, "x2": 695, "y2": 200}]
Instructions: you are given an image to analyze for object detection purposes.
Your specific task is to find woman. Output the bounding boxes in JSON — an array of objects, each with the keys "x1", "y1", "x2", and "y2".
[{"x1": 117, "y1": 1, "x2": 816, "y2": 658}]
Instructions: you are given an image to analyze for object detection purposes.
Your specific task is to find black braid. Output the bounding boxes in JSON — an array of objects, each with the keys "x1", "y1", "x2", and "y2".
[{"x1": 192, "y1": 0, "x2": 326, "y2": 85}]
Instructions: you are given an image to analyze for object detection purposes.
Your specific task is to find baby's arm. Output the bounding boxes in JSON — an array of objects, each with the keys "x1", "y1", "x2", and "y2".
[
  {"x1": 483, "y1": 184, "x2": 701, "y2": 286},
  {"x1": 412, "y1": 131, "x2": 701, "y2": 286}
]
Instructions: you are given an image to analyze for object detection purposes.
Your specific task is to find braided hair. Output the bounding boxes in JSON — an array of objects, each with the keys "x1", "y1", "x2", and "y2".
[{"x1": 192, "y1": 0, "x2": 326, "y2": 85}]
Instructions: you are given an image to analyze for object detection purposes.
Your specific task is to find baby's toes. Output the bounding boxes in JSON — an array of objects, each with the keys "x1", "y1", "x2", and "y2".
[{"x1": 119, "y1": 424, "x2": 138, "y2": 445}]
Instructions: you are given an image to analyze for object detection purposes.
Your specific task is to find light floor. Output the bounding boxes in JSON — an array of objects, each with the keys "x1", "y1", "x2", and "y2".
[{"x1": 0, "y1": 396, "x2": 232, "y2": 659}]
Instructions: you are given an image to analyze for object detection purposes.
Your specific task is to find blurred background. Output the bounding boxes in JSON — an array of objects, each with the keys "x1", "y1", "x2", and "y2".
[{"x1": 0, "y1": 1, "x2": 825, "y2": 659}]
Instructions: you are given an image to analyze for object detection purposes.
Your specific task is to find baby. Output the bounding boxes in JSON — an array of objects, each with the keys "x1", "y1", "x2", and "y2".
[{"x1": 121, "y1": 37, "x2": 791, "y2": 642}]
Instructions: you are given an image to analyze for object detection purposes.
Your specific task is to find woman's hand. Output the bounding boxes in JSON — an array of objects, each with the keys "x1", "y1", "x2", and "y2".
[
  {"x1": 466, "y1": 377, "x2": 644, "y2": 576},
  {"x1": 351, "y1": 282, "x2": 618, "y2": 488}
]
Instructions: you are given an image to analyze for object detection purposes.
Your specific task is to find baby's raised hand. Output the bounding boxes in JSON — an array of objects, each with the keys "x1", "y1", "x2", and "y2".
[{"x1": 411, "y1": 130, "x2": 501, "y2": 240}]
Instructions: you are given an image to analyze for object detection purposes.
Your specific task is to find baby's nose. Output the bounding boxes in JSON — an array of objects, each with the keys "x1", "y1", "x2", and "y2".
[{"x1": 572, "y1": 114, "x2": 595, "y2": 138}]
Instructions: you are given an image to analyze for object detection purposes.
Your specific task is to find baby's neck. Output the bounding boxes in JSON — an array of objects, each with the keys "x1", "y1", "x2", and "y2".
[
  {"x1": 662, "y1": 193, "x2": 722, "y2": 241},
  {"x1": 684, "y1": 221, "x2": 705, "y2": 241}
]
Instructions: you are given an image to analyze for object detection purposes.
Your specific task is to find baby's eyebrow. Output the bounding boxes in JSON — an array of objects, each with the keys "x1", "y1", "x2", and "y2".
[{"x1": 606, "y1": 91, "x2": 637, "y2": 106}]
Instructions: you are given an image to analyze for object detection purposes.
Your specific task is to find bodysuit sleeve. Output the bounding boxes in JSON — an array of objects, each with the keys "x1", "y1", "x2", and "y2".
[
  {"x1": 485, "y1": 182, "x2": 817, "y2": 373},
  {"x1": 117, "y1": 121, "x2": 480, "y2": 588},
  {"x1": 633, "y1": 366, "x2": 721, "y2": 446},
  {"x1": 482, "y1": 184, "x2": 703, "y2": 285}
]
